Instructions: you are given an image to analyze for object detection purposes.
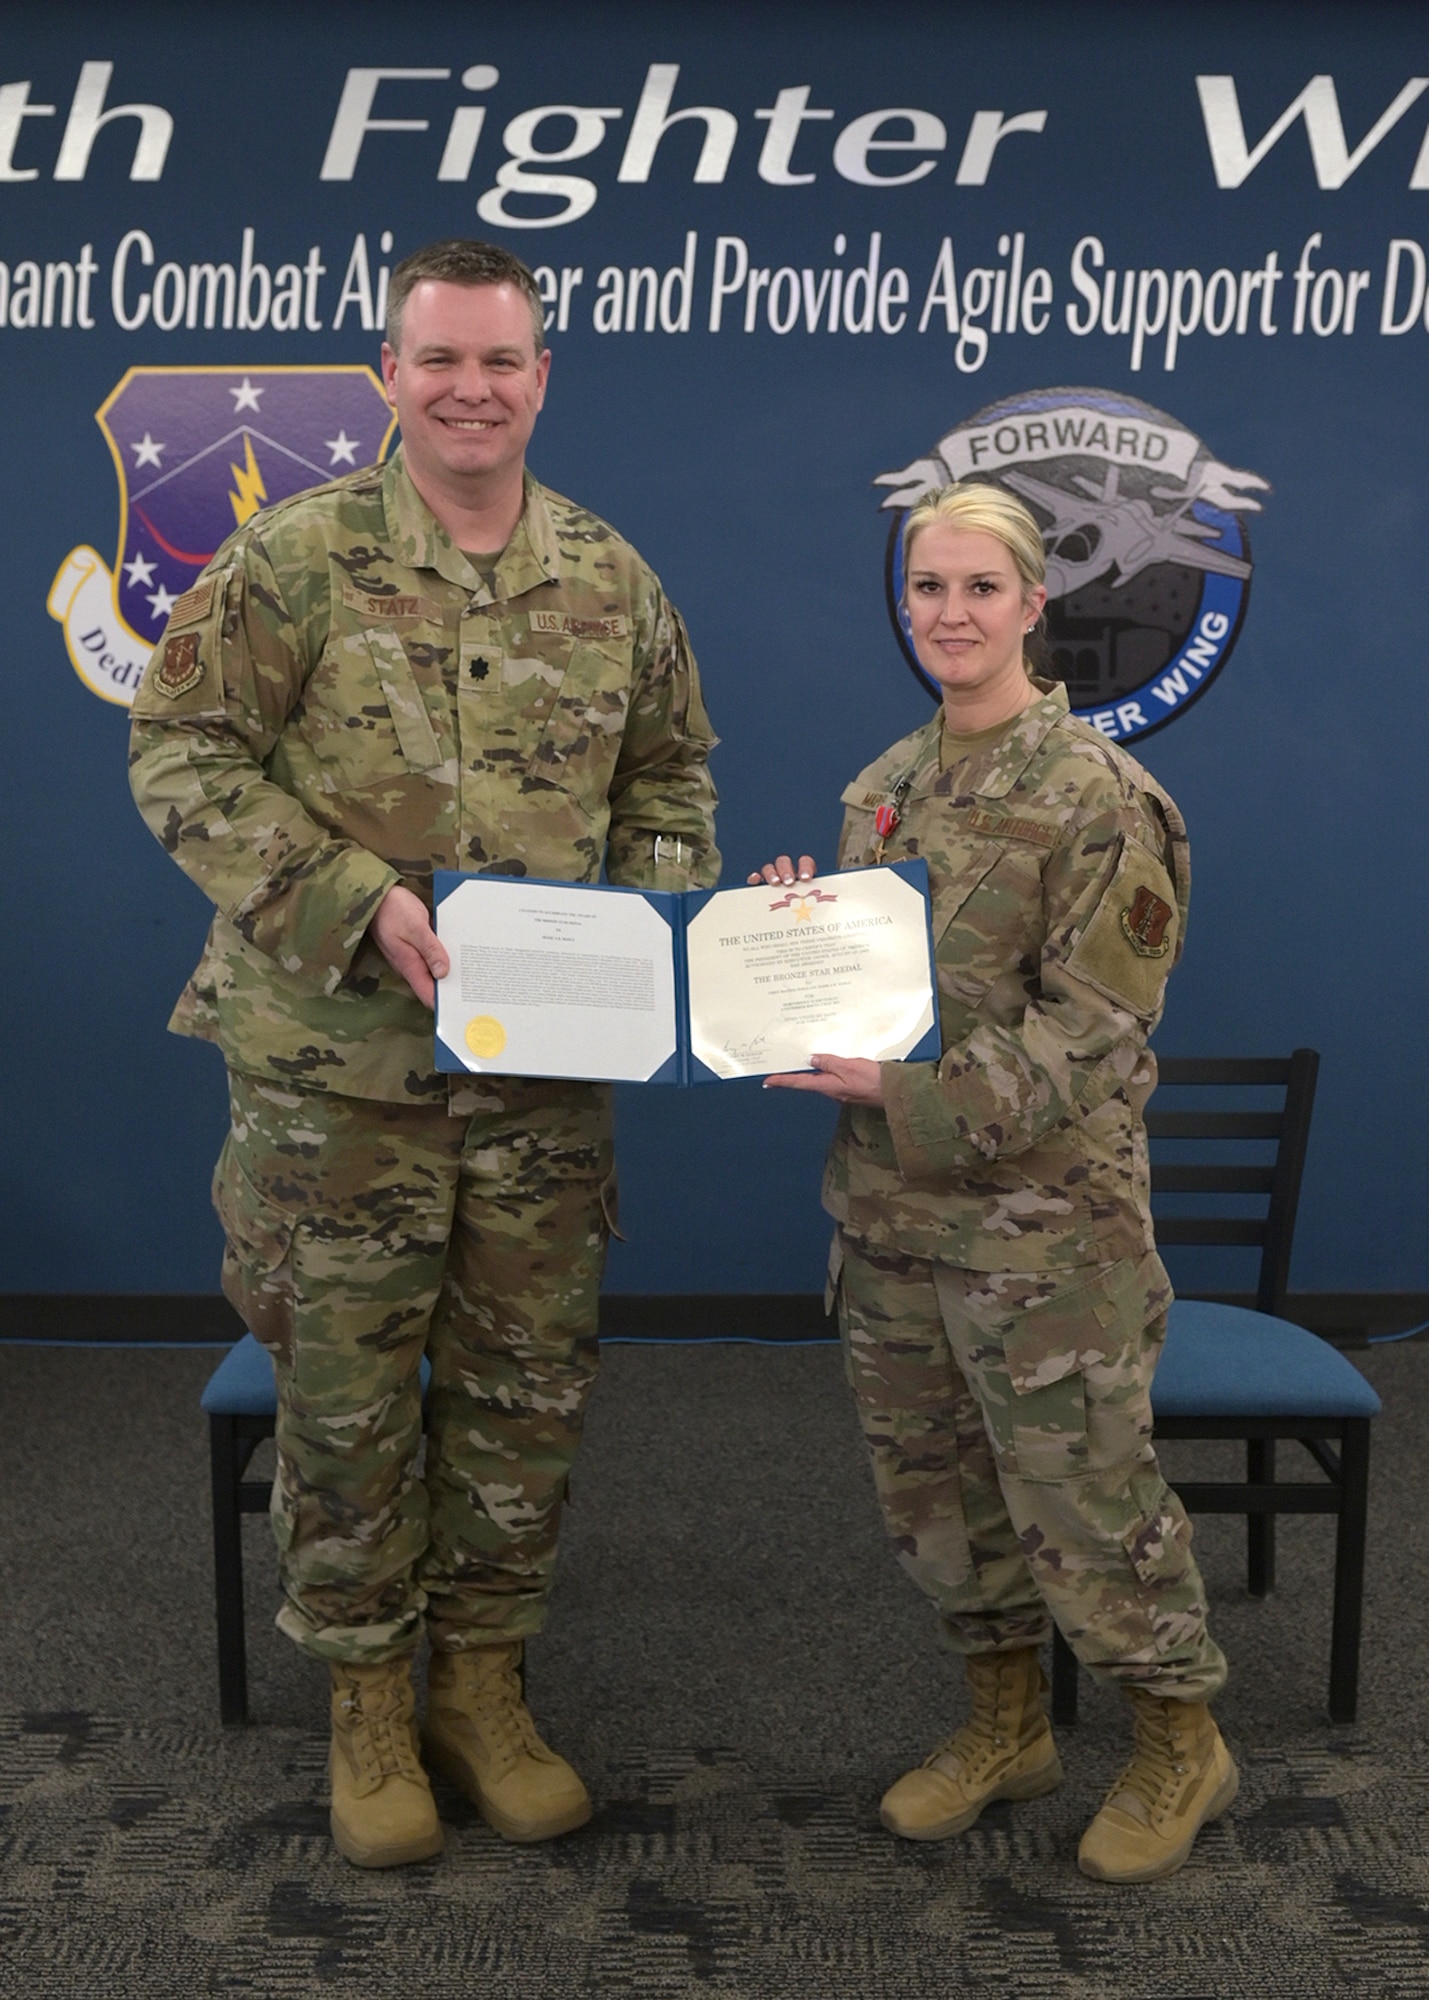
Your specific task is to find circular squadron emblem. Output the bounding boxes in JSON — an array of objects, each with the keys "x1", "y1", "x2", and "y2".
[{"x1": 876, "y1": 387, "x2": 1270, "y2": 743}]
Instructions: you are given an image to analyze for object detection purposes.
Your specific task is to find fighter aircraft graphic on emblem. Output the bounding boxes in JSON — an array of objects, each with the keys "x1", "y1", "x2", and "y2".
[
  {"x1": 48, "y1": 367, "x2": 395, "y2": 706},
  {"x1": 876, "y1": 386, "x2": 1271, "y2": 744}
]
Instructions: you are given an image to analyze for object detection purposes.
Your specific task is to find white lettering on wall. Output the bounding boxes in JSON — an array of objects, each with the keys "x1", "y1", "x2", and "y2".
[{"x1": 1196, "y1": 74, "x2": 1429, "y2": 189}]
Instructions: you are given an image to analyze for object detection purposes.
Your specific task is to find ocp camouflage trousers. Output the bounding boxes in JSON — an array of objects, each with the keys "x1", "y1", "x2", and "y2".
[
  {"x1": 214, "y1": 1069, "x2": 617, "y2": 1664},
  {"x1": 832, "y1": 1228, "x2": 1227, "y2": 1699}
]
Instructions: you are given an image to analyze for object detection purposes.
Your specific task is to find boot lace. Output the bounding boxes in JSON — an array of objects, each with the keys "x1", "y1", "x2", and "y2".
[
  {"x1": 925, "y1": 1658, "x2": 1021, "y2": 1776},
  {"x1": 1107, "y1": 1701, "x2": 1191, "y2": 1822},
  {"x1": 463, "y1": 1658, "x2": 544, "y2": 1773},
  {"x1": 337, "y1": 1672, "x2": 422, "y2": 1784}
]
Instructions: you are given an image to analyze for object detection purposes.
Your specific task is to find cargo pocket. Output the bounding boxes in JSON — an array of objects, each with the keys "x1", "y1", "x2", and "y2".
[
  {"x1": 213, "y1": 1140, "x2": 298, "y2": 1368},
  {"x1": 527, "y1": 642, "x2": 630, "y2": 797},
  {"x1": 362, "y1": 628, "x2": 443, "y2": 772},
  {"x1": 307, "y1": 625, "x2": 443, "y2": 789},
  {"x1": 983, "y1": 1257, "x2": 1164, "y2": 1482}
]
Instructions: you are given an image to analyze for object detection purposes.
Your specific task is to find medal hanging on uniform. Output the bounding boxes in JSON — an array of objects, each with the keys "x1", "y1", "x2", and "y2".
[{"x1": 872, "y1": 773, "x2": 914, "y2": 864}]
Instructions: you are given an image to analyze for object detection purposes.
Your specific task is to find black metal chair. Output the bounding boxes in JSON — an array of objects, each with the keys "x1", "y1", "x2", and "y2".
[
  {"x1": 1050, "y1": 1050, "x2": 1380, "y2": 1726},
  {"x1": 201, "y1": 1335, "x2": 282, "y2": 1725},
  {"x1": 201, "y1": 1337, "x2": 430, "y2": 1724}
]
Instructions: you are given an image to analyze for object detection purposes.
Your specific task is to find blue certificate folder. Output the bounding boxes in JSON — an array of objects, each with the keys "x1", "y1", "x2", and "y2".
[{"x1": 433, "y1": 858, "x2": 941, "y2": 1086}]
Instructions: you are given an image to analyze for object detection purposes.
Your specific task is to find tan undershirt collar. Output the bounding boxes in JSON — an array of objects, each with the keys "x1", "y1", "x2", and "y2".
[{"x1": 940, "y1": 707, "x2": 1025, "y2": 769}]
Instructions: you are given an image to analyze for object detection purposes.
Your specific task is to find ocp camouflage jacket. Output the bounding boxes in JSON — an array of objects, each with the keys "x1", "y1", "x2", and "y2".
[
  {"x1": 128, "y1": 450, "x2": 720, "y2": 1103},
  {"x1": 823, "y1": 681, "x2": 1188, "y2": 1272}
]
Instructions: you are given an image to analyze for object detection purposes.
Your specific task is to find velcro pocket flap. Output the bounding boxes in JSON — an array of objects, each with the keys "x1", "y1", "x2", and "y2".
[
  {"x1": 1065, "y1": 837, "x2": 1181, "y2": 1017},
  {"x1": 363, "y1": 628, "x2": 443, "y2": 772},
  {"x1": 998, "y1": 1252, "x2": 1171, "y2": 1395},
  {"x1": 528, "y1": 641, "x2": 629, "y2": 778}
]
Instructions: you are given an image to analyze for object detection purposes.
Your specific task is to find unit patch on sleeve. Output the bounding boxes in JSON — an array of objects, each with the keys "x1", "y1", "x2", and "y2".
[
  {"x1": 154, "y1": 631, "x2": 203, "y2": 699},
  {"x1": 1119, "y1": 885, "x2": 1174, "y2": 958}
]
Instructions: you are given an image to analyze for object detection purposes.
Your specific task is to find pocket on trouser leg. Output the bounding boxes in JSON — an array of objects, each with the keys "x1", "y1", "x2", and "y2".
[
  {"x1": 212, "y1": 1136, "x2": 297, "y2": 1368},
  {"x1": 1118, "y1": 1464, "x2": 1210, "y2": 1660},
  {"x1": 966, "y1": 1254, "x2": 1169, "y2": 1481},
  {"x1": 1009, "y1": 1373, "x2": 1090, "y2": 1482}
]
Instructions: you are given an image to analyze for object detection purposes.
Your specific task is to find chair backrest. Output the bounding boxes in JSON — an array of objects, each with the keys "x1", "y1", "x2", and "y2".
[{"x1": 1148, "y1": 1050, "x2": 1319, "y2": 1318}]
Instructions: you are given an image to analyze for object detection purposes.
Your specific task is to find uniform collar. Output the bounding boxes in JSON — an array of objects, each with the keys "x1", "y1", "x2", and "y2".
[
  {"x1": 382, "y1": 452, "x2": 561, "y2": 602},
  {"x1": 928, "y1": 679, "x2": 1069, "y2": 801}
]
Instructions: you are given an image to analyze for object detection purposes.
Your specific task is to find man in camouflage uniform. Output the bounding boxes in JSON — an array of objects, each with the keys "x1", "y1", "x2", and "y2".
[
  {"x1": 760, "y1": 482, "x2": 1232, "y2": 1884},
  {"x1": 129, "y1": 240, "x2": 718, "y2": 1868}
]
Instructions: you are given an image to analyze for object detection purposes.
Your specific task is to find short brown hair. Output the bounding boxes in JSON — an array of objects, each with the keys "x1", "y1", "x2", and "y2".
[{"x1": 385, "y1": 240, "x2": 546, "y2": 353}]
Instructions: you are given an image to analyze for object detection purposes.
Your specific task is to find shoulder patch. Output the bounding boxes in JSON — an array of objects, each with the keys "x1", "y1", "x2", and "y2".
[
  {"x1": 168, "y1": 577, "x2": 214, "y2": 627},
  {"x1": 1065, "y1": 838, "x2": 1182, "y2": 1017},
  {"x1": 1120, "y1": 885, "x2": 1174, "y2": 958},
  {"x1": 153, "y1": 631, "x2": 204, "y2": 699}
]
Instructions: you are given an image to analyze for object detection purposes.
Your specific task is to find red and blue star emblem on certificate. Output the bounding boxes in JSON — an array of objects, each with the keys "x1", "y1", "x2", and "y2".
[{"x1": 48, "y1": 366, "x2": 394, "y2": 706}]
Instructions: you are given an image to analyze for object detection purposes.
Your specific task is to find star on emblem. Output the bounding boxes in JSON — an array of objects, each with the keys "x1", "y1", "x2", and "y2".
[
  {"x1": 230, "y1": 377, "x2": 263, "y2": 412},
  {"x1": 123, "y1": 551, "x2": 157, "y2": 587},
  {"x1": 325, "y1": 429, "x2": 360, "y2": 466},
  {"x1": 131, "y1": 433, "x2": 164, "y2": 468},
  {"x1": 147, "y1": 584, "x2": 178, "y2": 622}
]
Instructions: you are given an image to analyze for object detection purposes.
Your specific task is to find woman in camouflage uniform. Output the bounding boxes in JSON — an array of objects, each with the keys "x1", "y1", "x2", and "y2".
[{"x1": 755, "y1": 482, "x2": 1235, "y2": 1883}]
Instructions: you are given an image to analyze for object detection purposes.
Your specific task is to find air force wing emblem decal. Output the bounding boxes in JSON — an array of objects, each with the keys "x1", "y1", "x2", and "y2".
[
  {"x1": 877, "y1": 386, "x2": 1270, "y2": 745},
  {"x1": 48, "y1": 367, "x2": 395, "y2": 707}
]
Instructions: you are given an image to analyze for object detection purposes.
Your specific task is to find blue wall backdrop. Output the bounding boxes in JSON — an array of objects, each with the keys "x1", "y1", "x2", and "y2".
[{"x1": 3, "y1": 0, "x2": 1426, "y2": 1296}]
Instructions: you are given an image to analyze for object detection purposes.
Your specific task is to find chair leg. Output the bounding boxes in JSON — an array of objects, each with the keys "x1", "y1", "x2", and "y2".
[
  {"x1": 1247, "y1": 1437, "x2": 1276, "y2": 1596},
  {"x1": 1328, "y1": 1419, "x2": 1372, "y2": 1724},
  {"x1": 1051, "y1": 1628, "x2": 1079, "y2": 1726},
  {"x1": 210, "y1": 1415, "x2": 250, "y2": 1726}
]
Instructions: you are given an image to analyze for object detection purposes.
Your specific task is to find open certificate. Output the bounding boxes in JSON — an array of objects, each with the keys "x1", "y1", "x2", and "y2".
[{"x1": 433, "y1": 860, "x2": 940, "y2": 1085}]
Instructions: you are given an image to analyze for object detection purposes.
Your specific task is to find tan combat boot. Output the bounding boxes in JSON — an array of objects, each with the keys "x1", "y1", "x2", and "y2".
[
  {"x1": 328, "y1": 1656, "x2": 444, "y2": 1868},
  {"x1": 421, "y1": 1641, "x2": 591, "y2": 1843},
  {"x1": 880, "y1": 1646, "x2": 1063, "y2": 1840},
  {"x1": 1078, "y1": 1690, "x2": 1239, "y2": 1882}
]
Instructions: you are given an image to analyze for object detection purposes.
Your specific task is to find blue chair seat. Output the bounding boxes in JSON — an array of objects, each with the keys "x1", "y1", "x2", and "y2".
[
  {"x1": 201, "y1": 1331, "x2": 280, "y2": 1417},
  {"x1": 1154, "y1": 1301, "x2": 1382, "y2": 1421},
  {"x1": 201, "y1": 1330, "x2": 431, "y2": 1417}
]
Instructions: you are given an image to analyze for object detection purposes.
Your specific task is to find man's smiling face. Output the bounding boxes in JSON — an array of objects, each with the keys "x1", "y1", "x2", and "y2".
[{"x1": 381, "y1": 279, "x2": 550, "y2": 511}]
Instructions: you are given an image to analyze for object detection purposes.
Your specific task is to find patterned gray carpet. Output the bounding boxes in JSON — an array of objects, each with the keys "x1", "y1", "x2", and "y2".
[{"x1": 1, "y1": 1339, "x2": 1426, "y2": 1998}]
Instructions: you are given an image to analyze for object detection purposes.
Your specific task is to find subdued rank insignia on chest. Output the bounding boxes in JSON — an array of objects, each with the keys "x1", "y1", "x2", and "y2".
[
  {"x1": 154, "y1": 631, "x2": 202, "y2": 698},
  {"x1": 1120, "y1": 885, "x2": 1174, "y2": 957},
  {"x1": 167, "y1": 577, "x2": 214, "y2": 627}
]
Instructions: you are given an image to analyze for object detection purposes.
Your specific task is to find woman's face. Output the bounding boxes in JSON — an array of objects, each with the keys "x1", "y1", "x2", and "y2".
[{"x1": 904, "y1": 524, "x2": 1046, "y2": 710}]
